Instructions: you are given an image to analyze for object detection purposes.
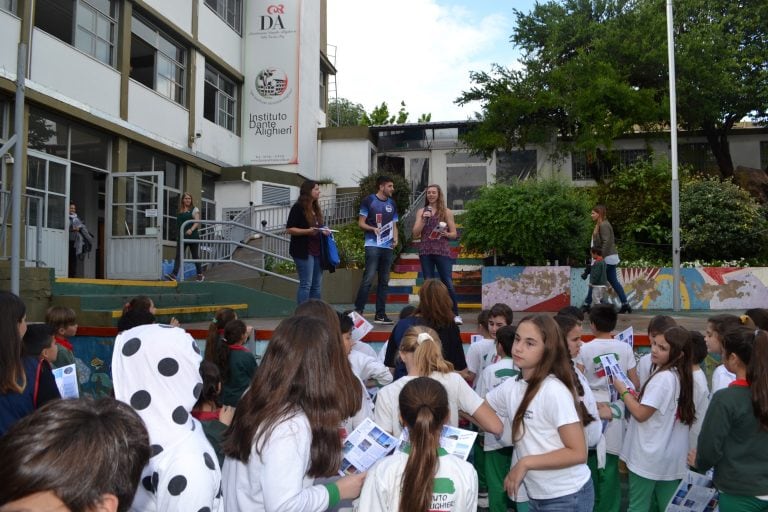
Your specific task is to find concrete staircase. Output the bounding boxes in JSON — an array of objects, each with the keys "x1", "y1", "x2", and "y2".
[{"x1": 369, "y1": 235, "x2": 485, "y2": 310}]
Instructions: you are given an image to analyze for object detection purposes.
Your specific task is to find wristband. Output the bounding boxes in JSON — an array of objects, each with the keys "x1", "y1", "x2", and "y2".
[{"x1": 620, "y1": 389, "x2": 632, "y2": 401}]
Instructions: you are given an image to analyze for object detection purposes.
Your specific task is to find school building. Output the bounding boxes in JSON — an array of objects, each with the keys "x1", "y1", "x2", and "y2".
[{"x1": 0, "y1": 0, "x2": 335, "y2": 280}]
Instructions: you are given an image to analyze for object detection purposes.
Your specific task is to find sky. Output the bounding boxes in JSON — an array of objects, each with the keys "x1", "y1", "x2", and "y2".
[{"x1": 327, "y1": 0, "x2": 538, "y2": 122}]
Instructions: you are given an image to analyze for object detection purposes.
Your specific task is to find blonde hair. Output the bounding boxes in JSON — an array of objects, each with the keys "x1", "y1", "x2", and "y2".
[{"x1": 399, "y1": 326, "x2": 453, "y2": 375}]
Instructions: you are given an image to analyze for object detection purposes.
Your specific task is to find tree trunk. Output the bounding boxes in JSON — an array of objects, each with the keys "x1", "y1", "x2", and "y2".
[{"x1": 703, "y1": 123, "x2": 735, "y2": 178}]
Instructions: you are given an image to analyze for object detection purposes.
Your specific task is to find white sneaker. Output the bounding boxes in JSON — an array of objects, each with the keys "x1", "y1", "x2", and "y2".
[
  {"x1": 477, "y1": 491, "x2": 489, "y2": 508},
  {"x1": 454, "y1": 315, "x2": 463, "y2": 325}
]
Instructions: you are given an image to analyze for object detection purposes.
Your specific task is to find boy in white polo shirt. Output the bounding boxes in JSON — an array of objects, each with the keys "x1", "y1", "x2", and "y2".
[{"x1": 576, "y1": 304, "x2": 639, "y2": 512}]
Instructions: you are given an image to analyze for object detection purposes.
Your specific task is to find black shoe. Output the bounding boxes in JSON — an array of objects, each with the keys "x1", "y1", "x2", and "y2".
[
  {"x1": 374, "y1": 315, "x2": 394, "y2": 325},
  {"x1": 619, "y1": 303, "x2": 633, "y2": 314}
]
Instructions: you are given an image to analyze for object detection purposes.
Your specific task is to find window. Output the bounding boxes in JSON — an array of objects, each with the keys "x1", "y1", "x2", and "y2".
[
  {"x1": 496, "y1": 150, "x2": 537, "y2": 183},
  {"x1": 204, "y1": 0, "x2": 241, "y2": 34},
  {"x1": 26, "y1": 156, "x2": 67, "y2": 230},
  {"x1": 1, "y1": 0, "x2": 15, "y2": 14},
  {"x1": 204, "y1": 63, "x2": 237, "y2": 132},
  {"x1": 34, "y1": 0, "x2": 118, "y2": 66},
  {"x1": 762, "y1": 141, "x2": 768, "y2": 171},
  {"x1": 201, "y1": 173, "x2": 216, "y2": 221},
  {"x1": 29, "y1": 108, "x2": 112, "y2": 168},
  {"x1": 446, "y1": 153, "x2": 487, "y2": 210},
  {"x1": 130, "y1": 14, "x2": 186, "y2": 105},
  {"x1": 571, "y1": 149, "x2": 648, "y2": 181},
  {"x1": 319, "y1": 70, "x2": 326, "y2": 112},
  {"x1": 126, "y1": 143, "x2": 183, "y2": 241},
  {"x1": 679, "y1": 143, "x2": 718, "y2": 173}
]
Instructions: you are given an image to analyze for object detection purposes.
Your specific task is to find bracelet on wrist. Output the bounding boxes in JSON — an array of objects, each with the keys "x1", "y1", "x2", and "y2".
[{"x1": 620, "y1": 389, "x2": 632, "y2": 401}]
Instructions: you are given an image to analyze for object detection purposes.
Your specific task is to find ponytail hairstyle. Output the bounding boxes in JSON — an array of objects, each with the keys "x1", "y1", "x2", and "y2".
[
  {"x1": 216, "y1": 319, "x2": 247, "y2": 382},
  {"x1": 399, "y1": 326, "x2": 453, "y2": 376},
  {"x1": 116, "y1": 295, "x2": 155, "y2": 333},
  {"x1": 0, "y1": 291, "x2": 27, "y2": 393},
  {"x1": 398, "y1": 377, "x2": 449, "y2": 512},
  {"x1": 205, "y1": 308, "x2": 237, "y2": 363},
  {"x1": 745, "y1": 308, "x2": 768, "y2": 331},
  {"x1": 553, "y1": 314, "x2": 596, "y2": 427},
  {"x1": 195, "y1": 360, "x2": 223, "y2": 410},
  {"x1": 641, "y1": 326, "x2": 695, "y2": 425},
  {"x1": 723, "y1": 326, "x2": 768, "y2": 430},
  {"x1": 512, "y1": 314, "x2": 583, "y2": 441}
]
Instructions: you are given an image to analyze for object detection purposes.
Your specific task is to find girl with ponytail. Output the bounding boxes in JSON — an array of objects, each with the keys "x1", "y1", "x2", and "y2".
[
  {"x1": 216, "y1": 319, "x2": 257, "y2": 407},
  {"x1": 358, "y1": 377, "x2": 478, "y2": 511},
  {"x1": 691, "y1": 326, "x2": 768, "y2": 511}
]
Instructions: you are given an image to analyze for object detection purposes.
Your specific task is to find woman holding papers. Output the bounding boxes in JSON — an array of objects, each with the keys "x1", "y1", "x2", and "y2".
[
  {"x1": 221, "y1": 316, "x2": 365, "y2": 511},
  {"x1": 286, "y1": 180, "x2": 332, "y2": 304},
  {"x1": 358, "y1": 377, "x2": 478, "y2": 512}
]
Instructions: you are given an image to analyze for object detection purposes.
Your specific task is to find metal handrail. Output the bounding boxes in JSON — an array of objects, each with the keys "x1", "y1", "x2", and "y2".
[
  {"x1": 178, "y1": 218, "x2": 298, "y2": 283},
  {"x1": 0, "y1": 190, "x2": 44, "y2": 266},
  {"x1": 399, "y1": 188, "x2": 427, "y2": 247}
]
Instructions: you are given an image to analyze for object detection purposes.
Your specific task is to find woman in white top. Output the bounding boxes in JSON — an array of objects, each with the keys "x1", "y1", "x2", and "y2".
[
  {"x1": 486, "y1": 314, "x2": 593, "y2": 511},
  {"x1": 373, "y1": 325, "x2": 502, "y2": 438},
  {"x1": 358, "y1": 377, "x2": 478, "y2": 512},
  {"x1": 221, "y1": 316, "x2": 365, "y2": 511},
  {"x1": 614, "y1": 326, "x2": 696, "y2": 512}
]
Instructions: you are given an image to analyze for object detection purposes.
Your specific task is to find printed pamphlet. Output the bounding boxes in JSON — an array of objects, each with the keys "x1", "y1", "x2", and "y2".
[
  {"x1": 599, "y1": 353, "x2": 635, "y2": 402},
  {"x1": 667, "y1": 470, "x2": 719, "y2": 512},
  {"x1": 616, "y1": 326, "x2": 634, "y2": 348},
  {"x1": 52, "y1": 363, "x2": 79, "y2": 399},
  {"x1": 339, "y1": 418, "x2": 399, "y2": 475},
  {"x1": 348, "y1": 311, "x2": 373, "y2": 343},
  {"x1": 400, "y1": 424, "x2": 478, "y2": 461}
]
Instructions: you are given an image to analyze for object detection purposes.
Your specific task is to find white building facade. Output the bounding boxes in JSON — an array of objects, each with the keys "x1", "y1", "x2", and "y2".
[{"x1": 0, "y1": 0, "x2": 333, "y2": 278}]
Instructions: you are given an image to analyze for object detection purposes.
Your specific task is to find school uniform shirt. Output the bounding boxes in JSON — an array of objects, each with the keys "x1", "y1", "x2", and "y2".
[
  {"x1": 575, "y1": 366, "x2": 603, "y2": 449},
  {"x1": 351, "y1": 340, "x2": 378, "y2": 359},
  {"x1": 474, "y1": 358, "x2": 519, "y2": 451},
  {"x1": 690, "y1": 368, "x2": 710, "y2": 451},
  {"x1": 486, "y1": 375, "x2": 591, "y2": 500},
  {"x1": 222, "y1": 411, "x2": 337, "y2": 512},
  {"x1": 221, "y1": 346, "x2": 258, "y2": 407},
  {"x1": 373, "y1": 371, "x2": 484, "y2": 437},
  {"x1": 348, "y1": 350, "x2": 393, "y2": 387},
  {"x1": 466, "y1": 338, "x2": 497, "y2": 381},
  {"x1": 356, "y1": 447, "x2": 478, "y2": 512},
  {"x1": 112, "y1": 324, "x2": 222, "y2": 512},
  {"x1": 620, "y1": 369, "x2": 689, "y2": 481},
  {"x1": 711, "y1": 364, "x2": 735, "y2": 393},
  {"x1": 576, "y1": 338, "x2": 636, "y2": 454}
]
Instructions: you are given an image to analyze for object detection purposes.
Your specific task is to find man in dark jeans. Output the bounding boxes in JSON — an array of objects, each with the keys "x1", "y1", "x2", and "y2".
[{"x1": 354, "y1": 175, "x2": 398, "y2": 324}]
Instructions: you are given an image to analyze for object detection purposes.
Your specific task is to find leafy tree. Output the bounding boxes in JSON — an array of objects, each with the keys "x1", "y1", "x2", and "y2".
[
  {"x1": 417, "y1": 113, "x2": 432, "y2": 123},
  {"x1": 355, "y1": 172, "x2": 412, "y2": 220},
  {"x1": 361, "y1": 101, "x2": 412, "y2": 125},
  {"x1": 456, "y1": 0, "x2": 768, "y2": 177},
  {"x1": 680, "y1": 176, "x2": 768, "y2": 261},
  {"x1": 459, "y1": 179, "x2": 592, "y2": 265},
  {"x1": 327, "y1": 97, "x2": 366, "y2": 127}
]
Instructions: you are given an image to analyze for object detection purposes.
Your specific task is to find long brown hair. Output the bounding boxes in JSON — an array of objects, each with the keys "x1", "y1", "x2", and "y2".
[
  {"x1": 298, "y1": 180, "x2": 323, "y2": 226},
  {"x1": 0, "y1": 292, "x2": 26, "y2": 393},
  {"x1": 414, "y1": 279, "x2": 455, "y2": 328},
  {"x1": 511, "y1": 314, "x2": 583, "y2": 442},
  {"x1": 399, "y1": 326, "x2": 453, "y2": 376},
  {"x1": 178, "y1": 192, "x2": 195, "y2": 213},
  {"x1": 553, "y1": 315, "x2": 596, "y2": 427},
  {"x1": 293, "y1": 299, "x2": 362, "y2": 418},
  {"x1": 591, "y1": 204, "x2": 607, "y2": 236},
  {"x1": 724, "y1": 326, "x2": 768, "y2": 430},
  {"x1": 424, "y1": 184, "x2": 447, "y2": 222},
  {"x1": 398, "y1": 377, "x2": 449, "y2": 512},
  {"x1": 204, "y1": 307, "x2": 237, "y2": 363},
  {"x1": 221, "y1": 316, "x2": 348, "y2": 476},
  {"x1": 641, "y1": 326, "x2": 695, "y2": 425}
]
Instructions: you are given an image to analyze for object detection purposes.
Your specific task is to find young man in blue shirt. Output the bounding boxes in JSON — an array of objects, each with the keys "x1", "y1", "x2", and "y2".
[{"x1": 354, "y1": 175, "x2": 399, "y2": 324}]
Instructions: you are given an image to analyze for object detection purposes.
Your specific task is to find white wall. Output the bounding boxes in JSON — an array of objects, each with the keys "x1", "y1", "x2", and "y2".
[
  {"x1": 727, "y1": 133, "x2": 766, "y2": 169},
  {"x1": 128, "y1": 80, "x2": 189, "y2": 148},
  {"x1": 215, "y1": 181, "x2": 252, "y2": 219},
  {"x1": 144, "y1": 0, "x2": 192, "y2": 35},
  {"x1": 0, "y1": 11, "x2": 19, "y2": 79},
  {"x1": 197, "y1": 6, "x2": 242, "y2": 71},
  {"x1": 29, "y1": 29, "x2": 120, "y2": 117},
  {"x1": 319, "y1": 139, "x2": 374, "y2": 187},
  {"x1": 296, "y1": 0, "x2": 323, "y2": 177}
]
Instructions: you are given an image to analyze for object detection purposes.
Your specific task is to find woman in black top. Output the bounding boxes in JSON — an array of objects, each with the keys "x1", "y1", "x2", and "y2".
[{"x1": 286, "y1": 180, "x2": 331, "y2": 304}]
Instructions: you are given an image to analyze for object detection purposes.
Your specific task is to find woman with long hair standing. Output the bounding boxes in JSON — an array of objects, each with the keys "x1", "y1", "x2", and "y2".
[
  {"x1": 583, "y1": 204, "x2": 631, "y2": 313},
  {"x1": 412, "y1": 185, "x2": 462, "y2": 324},
  {"x1": 169, "y1": 192, "x2": 203, "y2": 282},
  {"x1": 286, "y1": 180, "x2": 331, "y2": 304}
]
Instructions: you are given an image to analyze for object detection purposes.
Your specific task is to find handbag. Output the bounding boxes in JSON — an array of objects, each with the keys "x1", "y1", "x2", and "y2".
[{"x1": 326, "y1": 233, "x2": 341, "y2": 267}]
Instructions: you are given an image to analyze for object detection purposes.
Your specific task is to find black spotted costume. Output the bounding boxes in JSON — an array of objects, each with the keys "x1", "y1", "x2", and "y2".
[{"x1": 112, "y1": 324, "x2": 223, "y2": 512}]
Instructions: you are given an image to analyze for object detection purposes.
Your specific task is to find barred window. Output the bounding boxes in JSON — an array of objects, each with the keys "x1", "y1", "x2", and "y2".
[{"x1": 572, "y1": 149, "x2": 649, "y2": 181}]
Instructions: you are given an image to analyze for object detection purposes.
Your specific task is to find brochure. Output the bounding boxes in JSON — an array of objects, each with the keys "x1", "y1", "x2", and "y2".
[
  {"x1": 376, "y1": 221, "x2": 394, "y2": 246},
  {"x1": 667, "y1": 470, "x2": 719, "y2": 512},
  {"x1": 616, "y1": 326, "x2": 634, "y2": 348},
  {"x1": 348, "y1": 311, "x2": 373, "y2": 343},
  {"x1": 339, "y1": 418, "x2": 399, "y2": 475},
  {"x1": 52, "y1": 363, "x2": 79, "y2": 399},
  {"x1": 600, "y1": 353, "x2": 635, "y2": 402},
  {"x1": 400, "y1": 424, "x2": 478, "y2": 461}
]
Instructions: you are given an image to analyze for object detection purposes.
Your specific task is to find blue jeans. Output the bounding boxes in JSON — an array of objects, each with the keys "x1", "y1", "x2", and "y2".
[
  {"x1": 529, "y1": 479, "x2": 594, "y2": 512},
  {"x1": 354, "y1": 247, "x2": 393, "y2": 316},
  {"x1": 419, "y1": 254, "x2": 458, "y2": 315},
  {"x1": 585, "y1": 263, "x2": 628, "y2": 305},
  {"x1": 294, "y1": 254, "x2": 322, "y2": 304}
]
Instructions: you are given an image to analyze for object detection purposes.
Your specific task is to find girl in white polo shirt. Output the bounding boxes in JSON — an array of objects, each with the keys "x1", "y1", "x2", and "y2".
[
  {"x1": 614, "y1": 326, "x2": 696, "y2": 512},
  {"x1": 486, "y1": 314, "x2": 593, "y2": 511}
]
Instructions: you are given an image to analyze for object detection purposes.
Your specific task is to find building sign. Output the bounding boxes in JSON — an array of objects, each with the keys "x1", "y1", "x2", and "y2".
[{"x1": 243, "y1": 1, "x2": 301, "y2": 165}]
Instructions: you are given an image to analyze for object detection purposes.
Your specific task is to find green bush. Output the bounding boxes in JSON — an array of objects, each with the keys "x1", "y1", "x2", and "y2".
[
  {"x1": 460, "y1": 179, "x2": 592, "y2": 265},
  {"x1": 595, "y1": 158, "x2": 678, "y2": 261},
  {"x1": 680, "y1": 176, "x2": 768, "y2": 261},
  {"x1": 333, "y1": 222, "x2": 366, "y2": 269}
]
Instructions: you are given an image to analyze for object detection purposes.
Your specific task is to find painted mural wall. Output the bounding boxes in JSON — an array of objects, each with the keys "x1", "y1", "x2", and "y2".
[{"x1": 483, "y1": 266, "x2": 768, "y2": 310}]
